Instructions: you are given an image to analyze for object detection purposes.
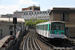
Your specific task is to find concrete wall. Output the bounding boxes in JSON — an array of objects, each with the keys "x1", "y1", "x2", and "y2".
[
  {"x1": 0, "y1": 22, "x2": 9, "y2": 37},
  {"x1": 0, "y1": 22, "x2": 25, "y2": 37}
]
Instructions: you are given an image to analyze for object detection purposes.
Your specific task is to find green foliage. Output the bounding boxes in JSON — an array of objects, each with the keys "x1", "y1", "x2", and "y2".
[{"x1": 25, "y1": 19, "x2": 48, "y2": 27}]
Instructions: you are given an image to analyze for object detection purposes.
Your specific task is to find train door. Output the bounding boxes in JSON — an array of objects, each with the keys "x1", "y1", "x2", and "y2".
[{"x1": 65, "y1": 27, "x2": 69, "y2": 37}]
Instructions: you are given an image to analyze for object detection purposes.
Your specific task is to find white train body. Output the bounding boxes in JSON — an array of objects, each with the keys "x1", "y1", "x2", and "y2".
[{"x1": 36, "y1": 21, "x2": 67, "y2": 39}]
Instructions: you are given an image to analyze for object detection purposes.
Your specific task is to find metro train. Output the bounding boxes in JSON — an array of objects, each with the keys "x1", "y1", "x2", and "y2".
[{"x1": 36, "y1": 21, "x2": 67, "y2": 44}]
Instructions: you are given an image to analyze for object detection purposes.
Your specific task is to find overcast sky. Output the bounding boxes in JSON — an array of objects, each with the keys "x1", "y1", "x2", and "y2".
[{"x1": 0, "y1": 0, "x2": 75, "y2": 15}]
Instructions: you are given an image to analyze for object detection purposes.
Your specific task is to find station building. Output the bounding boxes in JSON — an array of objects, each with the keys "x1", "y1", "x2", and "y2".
[
  {"x1": 0, "y1": 18, "x2": 25, "y2": 38},
  {"x1": 49, "y1": 8, "x2": 75, "y2": 38}
]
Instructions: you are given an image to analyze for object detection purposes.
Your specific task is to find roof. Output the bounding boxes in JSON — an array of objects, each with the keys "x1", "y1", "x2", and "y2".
[
  {"x1": 0, "y1": 35, "x2": 11, "y2": 48},
  {"x1": 49, "y1": 7, "x2": 75, "y2": 15},
  {"x1": 36, "y1": 21, "x2": 65, "y2": 25},
  {"x1": 0, "y1": 18, "x2": 25, "y2": 22},
  {"x1": 14, "y1": 10, "x2": 33, "y2": 13}
]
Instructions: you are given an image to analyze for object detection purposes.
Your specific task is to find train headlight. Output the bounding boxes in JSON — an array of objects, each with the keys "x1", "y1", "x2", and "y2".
[
  {"x1": 61, "y1": 32, "x2": 64, "y2": 34},
  {"x1": 52, "y1": 31, "x2": 54, "y2": 34}
]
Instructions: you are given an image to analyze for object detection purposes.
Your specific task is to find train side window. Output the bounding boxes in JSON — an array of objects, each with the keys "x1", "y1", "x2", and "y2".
[
  {"x1": 44, "y1": 25, "x2": 45, "y2": 30},
  {"x1": 46, "y1": 24, "x2": 48, "y2": 30},
  {"x1": 40, "y1": 25, "x2": 41, "y2": 29},
  {"x1": 36, "y1": 26, "x2": 38, "y2": 29},
  {"x1": 38, "y1": 26, "x2": 39, "y2": 29},
  {"x1": 39, "y1": 25, "x2": 40, "y2": 29},
  {"x1": 44, "y1": 25, "x2": 46, "y2": 30},
  {"x1": 41, "y1": 25, "x2": 42, "y2": 30}
]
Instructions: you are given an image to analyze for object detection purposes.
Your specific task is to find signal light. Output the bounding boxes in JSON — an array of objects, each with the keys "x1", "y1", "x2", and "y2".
[
  {"x1": 5, "y1": 42, "x2": 8, "y2": 44},
  {"x1": 2, "y1": 45, "x2": 6, "y2": 48},
  {"x1": 13, "y1": 17, "x2": 17, "y2": 24},
  {"x1": 10, "y1": 38, "x2": 13, "y2": 40}
]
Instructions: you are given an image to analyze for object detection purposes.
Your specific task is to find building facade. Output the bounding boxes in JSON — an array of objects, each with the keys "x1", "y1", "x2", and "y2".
[
  {"x1": 22, "y1": 10, "x2": 50, "y2": 20},
  {"x1": 0, "y1": 18, "x2": 25, "y2": 37},
  {"x1": 1, "y1": 14, "x2": 13, "y2": 18},
  {"x1": 1, "y1": 6, "x2": 50, "y2": 21},
  {"x1": 22, "y1": 6, "x2": 40, "y2": 11},
  {"x1": 49, "y1": 8, "x2": 75, "y2": 37}
]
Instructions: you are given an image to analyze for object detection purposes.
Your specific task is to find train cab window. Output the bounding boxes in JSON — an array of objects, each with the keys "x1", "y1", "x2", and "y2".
[{"x1": 51, "y1": 22, "x2": 65, "y2": 30}]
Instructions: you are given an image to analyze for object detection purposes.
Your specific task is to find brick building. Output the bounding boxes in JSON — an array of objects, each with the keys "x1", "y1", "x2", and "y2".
[
  {"x1": 49, "y1": 8, "x2": 75, "y2": 38},
  {"x1": 22, "y1": 6, "x2": 40, "y2": 11}
]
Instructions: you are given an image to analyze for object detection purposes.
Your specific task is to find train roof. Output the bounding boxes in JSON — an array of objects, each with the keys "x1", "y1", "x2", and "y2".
[{"x1": 36, "y1": 21, "x2": 65, "y2": 25}]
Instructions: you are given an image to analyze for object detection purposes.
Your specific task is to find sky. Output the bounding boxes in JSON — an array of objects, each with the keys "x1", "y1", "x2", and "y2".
[{"x1": 0, "y1": 0, "x2": 75, "y2": 15}]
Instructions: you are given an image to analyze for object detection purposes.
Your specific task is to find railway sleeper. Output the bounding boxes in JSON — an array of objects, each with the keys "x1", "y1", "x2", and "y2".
[{"x1": 53, "y1": 47, "x2": 74, "y2": 50}]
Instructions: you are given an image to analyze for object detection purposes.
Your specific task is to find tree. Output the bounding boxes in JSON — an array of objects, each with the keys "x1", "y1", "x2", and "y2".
[{"x1": 25, "y1": 19, "x2": 48, "y2": 28}]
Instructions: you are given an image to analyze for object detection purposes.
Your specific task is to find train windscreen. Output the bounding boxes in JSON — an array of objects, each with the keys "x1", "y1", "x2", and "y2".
[{"x1": 51, "y1": 22, "x2": 65, "y2": 30}]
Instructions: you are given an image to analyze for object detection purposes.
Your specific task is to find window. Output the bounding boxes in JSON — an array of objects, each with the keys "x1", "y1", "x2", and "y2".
[
  {"x1": 34, "y1": 8, "x2": 40, "y2": 10},
  {"x1": 41, "y1": 25, "x2": 43, "y2": 30},
  {"x1": 31, "y1": 12, "x2": 33, "y2": 15},
  {"x1": 40, "y1": 12, "x2": 42, "y2": 14},
  {"x1": 24, "y1": 13, "x2": 25, "y2": 15},
  {"x1": 0, "y1": 30, "x2": 2, "y2": 35},
  {"x1": 44, "y1": 25, "x2": 48, "y2": 30},
  {"x1": 38, "y1": 26, "x2": 39, "y2": 29},
  {"x1": 30, "y1": 8, "x2": 32, "y2": 10},
  {"x1": 35, "y1": 12, "x2": 36, "y2": 14},
  {"x1": 44, "y1": 11, "x2": 46, "y2": 14},
  {"x1": 29, "y1": 12, "x2": 31, "y2": 15},
  {"x1": 51, "y1": 22, "x2": 65, "y2": 30},
  {"x1": 61, "y1": 13, "x2": 69, "y2": 21},
  {"x1": 44, "y1": 25, "x2": 46, "y2": 30},
  {"x1": 37, "y1": 12, "x2": 39, "y2": 14},
  {"x1": 46, "y1": 25, "x2": 48, "y2": 30},
  {"x1": 26, "y1": 12, "x2": 28, "y2": 15},
  {"x1": 48, "y1": 11, "x2": 50, "y2": 13}
]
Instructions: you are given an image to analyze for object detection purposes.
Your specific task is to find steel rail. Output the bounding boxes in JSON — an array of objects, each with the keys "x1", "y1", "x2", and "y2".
[
  {"x1": 23, "y1": 29, "x2": 41, "y2": 50},
  {"x1": 23, "y1": 32, "x2": 30, "y2": 50},
  {"x1": 34, "y1": 38, "x2": 41, "y2": 50},
  {"x1": 30, "y1": 36, "x2": 34, "y2": 50},
  {"x1": 27, "y1": 36, "x2": 31, "y2": 50},
  {"x1": 38, "y1": 35, "x2": 75, "y2": 50},
  {"x1": 33, "y1": 30, "x2": 41, "y2": 50}
]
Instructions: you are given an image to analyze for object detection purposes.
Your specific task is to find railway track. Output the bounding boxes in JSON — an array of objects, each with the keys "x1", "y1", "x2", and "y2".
[
  {"x1": 23, "y1": 29, "x2": 41, "y2": 50},
  {"x1": 37, "y1": 35, "x2": 75, "y2": 50}
]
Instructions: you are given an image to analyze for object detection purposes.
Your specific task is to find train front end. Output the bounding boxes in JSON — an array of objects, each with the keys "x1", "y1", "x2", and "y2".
[
  {"x1": 50, "y1": 22, "x2": 66, "y2": 44},
  {"x1": 50, "y1": 22, "x2": 66, "y2": 39}
]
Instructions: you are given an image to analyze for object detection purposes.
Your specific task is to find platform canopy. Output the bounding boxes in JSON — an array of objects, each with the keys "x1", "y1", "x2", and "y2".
[{"x1": 0, "y1": 18, "x2": 25, "y2": 22}]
